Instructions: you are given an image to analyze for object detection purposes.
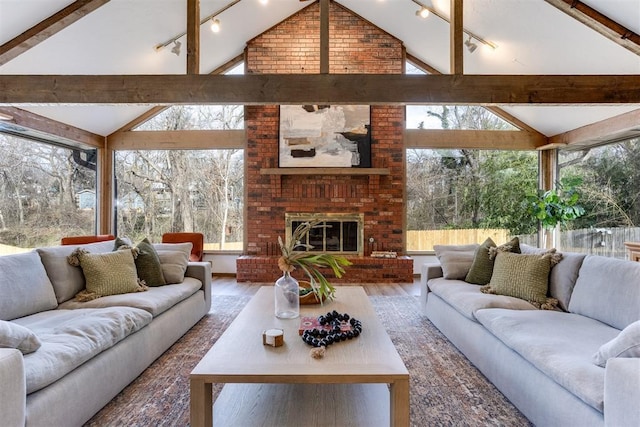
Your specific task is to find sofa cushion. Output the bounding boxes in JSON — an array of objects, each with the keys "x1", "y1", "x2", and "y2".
[
  {"x1": 0, "y1": 251, "x2": 58, "y2": 321},
  {"x1": 13, "y1": 307, "x2": 152, "y2": 394},
  {"x1": 73, "y1": 249, "x2": 147, "y2": 301},
  {"x1": 593, "y1": 320, "x2": 640, "y2": 367},
  {"x1": 475, "y1": 308, "x2": 620, "y2": 413},
  {"x1": 115, "y1": 237, "x2": 166, "y2": 287},
  {"x1": 428, "y1": 278, "x2": 537, "y2": 321},
  {"x1": 481, "y1": 251, "x2": 562, "y2": 309},
  {"x1": 569, "y1": 255, "x2": 640, "y2": 330},
  {"x1": 59, "y1": 277, "x2": 202, "y2": 317},
  {"x1": 433, "y1": 243, "x2": 478, "y2": 280},
  {"x1": 153, "y1": 242, "x2": 192, "y2": 284},
  {"x1": 36, "y1": 240, "x2": 116, "y2": 303},
  {"x1": 0, "y1": 320, "x2": 41, "y2": 354}
]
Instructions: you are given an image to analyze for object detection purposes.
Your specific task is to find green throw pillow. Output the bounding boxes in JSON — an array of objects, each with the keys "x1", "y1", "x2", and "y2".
[
  {"x1": 465, "y1": 237, "x2": 521, "y2": 285},
  {"x1": 72, "y1": 249, "x2": 147, "y2": 301},
  {"x1": 115, "y1": 237, "x2": 166, "y2": 287},
  {"x1": 481, "y1": 250, "x2": 562, "y2": 309}
]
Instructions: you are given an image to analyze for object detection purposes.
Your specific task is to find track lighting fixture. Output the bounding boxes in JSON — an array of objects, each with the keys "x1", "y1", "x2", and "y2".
[
  {"x1": 210, "y1": 18, "x2": 221, "y2": 33},
  {"x1": 416, "y1": 7, "x2": 429, "y2": 18},
  {"x1": 464, "y1": 35, "x2": 478, "y2": 53},
  {"x1": 171, "y1": 40, "x2": 181, "y2": 56}
]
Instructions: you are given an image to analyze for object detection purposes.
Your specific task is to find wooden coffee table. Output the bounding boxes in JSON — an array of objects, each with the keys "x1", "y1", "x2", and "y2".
[{"x1": 190, "y1": 286, "x2": 410, "y2": 427}]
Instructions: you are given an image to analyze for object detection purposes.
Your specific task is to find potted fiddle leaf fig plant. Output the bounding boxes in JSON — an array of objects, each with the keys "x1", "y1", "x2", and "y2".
[{"x1": 277, "y1": 220, "x2": 352, "y2": 303}]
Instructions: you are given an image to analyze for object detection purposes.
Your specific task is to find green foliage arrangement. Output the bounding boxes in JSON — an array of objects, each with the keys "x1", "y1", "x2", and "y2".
[
  {"x1": 277, "y1": 221, "x2": 352, "y2": 302},
  {"x1": 524, "y1": 177, "x2": 586, "y2": 230}
]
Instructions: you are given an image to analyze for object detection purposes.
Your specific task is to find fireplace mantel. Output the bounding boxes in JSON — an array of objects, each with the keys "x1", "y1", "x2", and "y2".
[{"x1": 260, "y1": 168, "x2": 390, "y2": 176}]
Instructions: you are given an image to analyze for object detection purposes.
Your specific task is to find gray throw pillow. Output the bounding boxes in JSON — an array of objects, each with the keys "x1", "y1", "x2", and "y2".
[
  {"x1": 154, "y1": 242, "x2": 192, "y2": 284},
  {"x1": 433, "y1": 244, "x2": 478, "y2": 280},
  {"x1": 0, "y1": 320, "x2": 41, "y2": 354},
  {"x1": 593, "y1": 320, "x2": 640, "y2": 367}
]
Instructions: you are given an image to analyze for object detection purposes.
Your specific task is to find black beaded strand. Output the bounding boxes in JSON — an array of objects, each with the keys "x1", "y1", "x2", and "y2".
[{"x1": 301, "y1": 310, "x2": 363, "y2": 348}]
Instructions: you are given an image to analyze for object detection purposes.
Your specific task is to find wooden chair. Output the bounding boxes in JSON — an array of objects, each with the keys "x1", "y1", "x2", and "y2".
[
  {"x1": 161, "y1": 232, "x2": 204, "y2": 262},
  {"x1": 61, "y1": 234, "x2": 115, "y2": 245}
]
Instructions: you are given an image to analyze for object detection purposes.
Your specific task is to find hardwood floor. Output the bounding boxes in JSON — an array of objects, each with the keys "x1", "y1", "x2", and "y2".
[{"x1": 211, "y1": 275, "x2": 421, "y2": 297}]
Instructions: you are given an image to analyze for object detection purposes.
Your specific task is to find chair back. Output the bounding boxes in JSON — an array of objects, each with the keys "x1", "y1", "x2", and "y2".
[
  {"x1": 161, "y1": 232, "x2": 204, "y2": 261},
  {"x1": 61, "y1": 234, "x2": 116, "y2": 245}
]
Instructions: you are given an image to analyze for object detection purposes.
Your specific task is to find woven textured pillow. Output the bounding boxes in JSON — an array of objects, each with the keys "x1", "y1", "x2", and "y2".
[
  {"x1": 114, "y1": 237, "x2": 166, "y2": 287},
  {"x1": 465, "y1": 237, "x2": 521, "y2": 285},
  {"x1": 481, "y1": 250, "x2": 562, "y2": 309},
  {"x1": 70, "y1": 249, "x2": 147, "y2": 301}
]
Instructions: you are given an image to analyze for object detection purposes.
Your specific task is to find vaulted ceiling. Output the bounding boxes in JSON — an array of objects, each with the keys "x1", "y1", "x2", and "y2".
[{"x1": 0, "y1": 0, "x2": 639, "y2": 146}]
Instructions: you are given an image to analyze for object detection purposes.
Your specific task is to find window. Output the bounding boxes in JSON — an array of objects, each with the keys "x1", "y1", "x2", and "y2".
[
  {"x1": 558, "y1": 138, "x2": 640, "y2": 258},
  {"x1": 406, "y1": 148, "x2": 538, "y2": 251},
  {"x1": 115, "y1": 149, "x2": 243, "y2": 251},
  {"x1": 0, "y1": 133, "x2": 97, "y2": 253}
]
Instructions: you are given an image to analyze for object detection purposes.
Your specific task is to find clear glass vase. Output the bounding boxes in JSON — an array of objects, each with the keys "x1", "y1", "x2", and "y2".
[{"x1": 275, "y1": 271, "x2": 300, "y2": 319}]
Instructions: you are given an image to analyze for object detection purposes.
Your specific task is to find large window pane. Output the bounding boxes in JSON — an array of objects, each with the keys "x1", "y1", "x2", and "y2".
[
  {"x1": 407, "y1": 148, "x2": 538, "y2": 251},
  {"x1": 559, "y1": 139, "x2": 640, "y2": 258},
  {"x1": 0, "y1": 134, "x2": 96, "y2": 253},
  {"x1": 115, "y1": 149, "x2": 243, "y2": 251}
]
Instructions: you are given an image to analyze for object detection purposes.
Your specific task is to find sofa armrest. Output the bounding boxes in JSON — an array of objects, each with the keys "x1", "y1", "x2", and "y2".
[
  {"x1": 604, "y1": 358, "x2": 640, "y2": 427},
  {"x1": 0, "y1": 348, "x2": 25, "y2": 427},
  {"x1": 186, "y1": 261, "x2": 212, "y2": 312},
  {"x1": 420, "y1": 263, "x2": 443, "y2": 312}
]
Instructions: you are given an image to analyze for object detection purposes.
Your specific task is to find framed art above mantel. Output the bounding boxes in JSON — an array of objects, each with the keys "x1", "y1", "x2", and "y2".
[{"x1": 279, "y1": 105, "x2": 372, "y2": 168}]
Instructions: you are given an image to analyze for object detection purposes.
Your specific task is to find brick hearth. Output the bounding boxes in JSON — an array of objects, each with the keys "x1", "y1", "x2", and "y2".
[{"x1": 237, "y1": 1, "x2": 413, "y2": 283}]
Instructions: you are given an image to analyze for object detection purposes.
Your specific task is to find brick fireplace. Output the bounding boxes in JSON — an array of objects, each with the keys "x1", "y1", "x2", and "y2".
[{"x1": 236, "y1": 1, "x2": 413, "y2": 283}]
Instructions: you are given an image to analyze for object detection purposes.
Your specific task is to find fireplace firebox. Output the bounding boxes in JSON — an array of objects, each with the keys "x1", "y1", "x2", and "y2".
[{"x1": 285, "y1": 213, "x2": 364, "y2": 256}]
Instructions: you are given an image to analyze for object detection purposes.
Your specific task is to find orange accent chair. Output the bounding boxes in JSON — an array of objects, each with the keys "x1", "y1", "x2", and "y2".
[
  {"x1": 161, "y1": 232, "x2": 204, "y2": 262},
  {"x1": 61, "y1": 234, "x2": 115, "y2": 245}
]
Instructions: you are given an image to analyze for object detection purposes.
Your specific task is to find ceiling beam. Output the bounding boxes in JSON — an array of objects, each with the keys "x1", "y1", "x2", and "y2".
[
  {"x1": 108, "y1": 129, "x2": 245, "y2": 150},
  {"x1": 2, "y1": 74, "x2": 638, "y2": 105},
  {"x1": 404, "y1": 129, "x2": 544, "y2": 150},
  {"x1": 544, "y1": 0, "x2": 640, "y2": 56},
  {"x1": 0, "y1": 0, "x2": 111, "y2": 66},
  {"x1": 450, "y1": 0, "x2": 464, "y2": 75},
  {"x1": 549, "y1": 108, "x2": 640, "y2": 147},
  {"x1": 0, "y1": 106, "x2": 104, "y2": 148}
]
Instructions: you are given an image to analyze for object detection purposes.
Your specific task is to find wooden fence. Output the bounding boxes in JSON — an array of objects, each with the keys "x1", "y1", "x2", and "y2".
[{"x1": 409, "y1": 227, "x2": 640, "y2": 260}]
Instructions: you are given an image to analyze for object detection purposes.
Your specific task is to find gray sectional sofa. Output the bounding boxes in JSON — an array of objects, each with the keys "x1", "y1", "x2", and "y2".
[
  {"x1": 421, "y1": 245, "x2": 640, "y2": 427},
  {"x1": 0, "y1": 239, "x2": 211, "y2": 427}
]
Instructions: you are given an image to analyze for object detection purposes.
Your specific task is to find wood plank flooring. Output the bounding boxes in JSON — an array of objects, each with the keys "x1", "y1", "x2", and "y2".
[{"x1": 211, "y1": 275, "x2": 421, "y2": 297}]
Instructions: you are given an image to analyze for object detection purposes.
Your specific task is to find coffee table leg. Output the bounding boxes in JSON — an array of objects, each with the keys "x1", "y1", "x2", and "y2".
[
  {"x1": 190, "y1": 378, "x2": 213, "y2": 427},
  {"x1": 390, "y1": 378, "x2": 410, "y2": 427}
]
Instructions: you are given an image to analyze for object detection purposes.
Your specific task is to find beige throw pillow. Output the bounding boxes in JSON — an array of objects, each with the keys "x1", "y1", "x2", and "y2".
[
  {"x1": 154, "y1": 242, "x2": 192, "y2": 284},
  {"x1": 0, "y1": 320, "x2": 42, "y2": 354},
  {"x1": 433, "y1": 244, "x2": 478, "y2": 280}
]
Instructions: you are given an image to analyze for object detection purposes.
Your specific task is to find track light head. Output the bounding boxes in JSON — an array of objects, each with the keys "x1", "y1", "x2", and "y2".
[
  {"x1": 210, "y1": 18, "x2": 221, "y2": 33},
  {"x1": 465, "y1": 36, "x2": 478, "y2": 53},
  {"x1": 171, "y1": 40, "x2": 181, "y2": 56},
  {"x1": 415, "y1": 7, "x2": 429, "y2": 18}
]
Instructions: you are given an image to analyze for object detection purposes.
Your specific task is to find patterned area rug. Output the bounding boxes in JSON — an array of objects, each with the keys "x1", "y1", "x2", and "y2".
[{"x1": 85, "y1": 294, "x2": 531, "y2": 427}]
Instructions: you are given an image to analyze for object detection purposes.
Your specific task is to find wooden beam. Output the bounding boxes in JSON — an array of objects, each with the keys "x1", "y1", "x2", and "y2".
[
  {"x1": 450, "y1": 0, "x2": 464, "y2": 75},
  {"x1": 320, "y1": 0, "x2": 329, "y2": 74},
  {"x1": 98, "y1": 146, "x2": 113, "y2": 234},
  {"x1": 544, "y1": 0, "x2": 640, "y2": 56},
  {"x1": 0, "y1": 106, "x2": 104, "y2": 148},
  {"x1": 186, "y1": 0, "x2": 200, "y2": 75},
  {"x1": 0, "y1": 0, "x2": 110, "y2": 66},
  {"x1": 1, "y1": 74, "x2": 639, "y2": 105},
  {"x1": 404, "y1": 129, "x2": 544, "y2": 150},
  {"x1": 108, "y1": 129, "x2": 245, "y2": 150},
  {"x1": 549, "y1": 108, "x2": 640, "y2": 147}
]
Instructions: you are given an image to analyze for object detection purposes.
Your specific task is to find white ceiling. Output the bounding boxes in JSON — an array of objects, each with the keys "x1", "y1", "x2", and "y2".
[{"x1": 1, "y1": 0, "x2": 639, "y2": 137}]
